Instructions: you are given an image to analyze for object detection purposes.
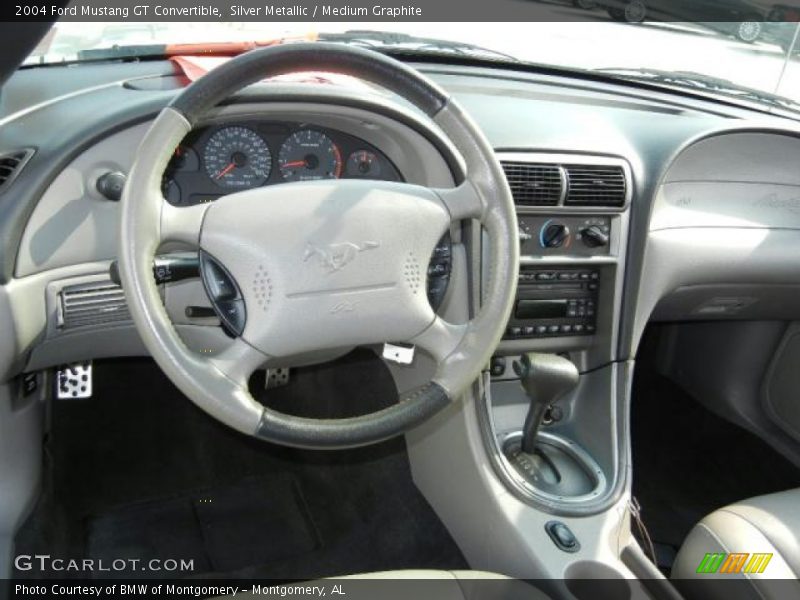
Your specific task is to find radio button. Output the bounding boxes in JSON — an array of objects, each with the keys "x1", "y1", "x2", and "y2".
[
  {"x1": 547, "y1": 325, "x2": 560, "y2": 334},
  {"x1": 523, "y1": 326, "x2": 535, "y2": 336},
  {"x1": 573, "y1": 324, "x2": 585, "y2": 333},
  {"x1": 535, "y1": 325, "x2": 548, "y2": 334},
  {"x1": 536, "y1": 272, "x2": 556, "y2": 281},
  {"x1": 561, "y1": 324, "x2": 573, "y2": 333}
]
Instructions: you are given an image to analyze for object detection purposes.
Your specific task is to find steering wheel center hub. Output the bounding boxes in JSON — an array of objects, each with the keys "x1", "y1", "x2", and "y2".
[{"x1": 199, "y1": 179, "x2": 450, "y2": 358}]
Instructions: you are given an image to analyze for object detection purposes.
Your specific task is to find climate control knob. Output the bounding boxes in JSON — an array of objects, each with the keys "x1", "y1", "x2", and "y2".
[
  {"x1": 580, "y1": 225, "x2": 609, "y2": 248},
  {"x1": 541, "y1": 222, "x2": 569, "y2": 248}
]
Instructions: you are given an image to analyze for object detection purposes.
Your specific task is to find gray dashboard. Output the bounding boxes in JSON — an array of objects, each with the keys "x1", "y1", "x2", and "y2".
[{"x1": 3, "y1": 58, "x2": 800, "y2": 376}]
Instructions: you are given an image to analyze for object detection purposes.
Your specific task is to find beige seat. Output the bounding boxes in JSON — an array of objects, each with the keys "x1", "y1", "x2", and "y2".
[
  {"x1": 231, "y1": 570, "x2": 551, "y2": 600},
  {"x1": 672, "y1": 488, "x2": 800, "y2": 600}
]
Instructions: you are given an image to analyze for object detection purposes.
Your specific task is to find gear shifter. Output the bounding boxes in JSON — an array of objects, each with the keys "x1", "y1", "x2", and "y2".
[{"x1": 514, "y1": 353, "x2": 579, "y2": 454}]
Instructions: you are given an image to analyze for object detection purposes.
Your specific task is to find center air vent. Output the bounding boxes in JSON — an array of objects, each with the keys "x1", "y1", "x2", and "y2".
[
  {"x1": 0, "y1": 149, "x2": 34, "y2": 193},
  {"x1": 500, "y1": 161, "x2": 563, "y2": 206},
  {"x1": 58, "y1": 280, "x2": 130, "y2": 330},
  {"x1": 564, "y1": 164, "x2": 627, "y2": 207}
]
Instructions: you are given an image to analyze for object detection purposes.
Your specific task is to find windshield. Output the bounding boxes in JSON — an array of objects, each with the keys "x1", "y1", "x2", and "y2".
[{"x1": 26, "y1": 19, "x2": 800, "y2": 113}]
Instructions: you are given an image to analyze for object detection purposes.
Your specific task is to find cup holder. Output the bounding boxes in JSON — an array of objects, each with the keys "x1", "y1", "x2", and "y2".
[{"x1": 564, "y1": 561, "x2": 631, "y2": 600}]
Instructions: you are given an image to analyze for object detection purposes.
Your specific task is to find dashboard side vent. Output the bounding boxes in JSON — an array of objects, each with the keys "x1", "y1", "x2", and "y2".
[
  {"x1": 500, "y1": 161, "x2": 563, "y2": 206},
  {"x1": 564, "y1": 164, "x2": 627, "y2": 207},
  {"x1": 57, "y1": 280, "x2": 130, "y2": 330},
  {"x1": 0, "y1": 149, "x2": 34, "y2": 193}
]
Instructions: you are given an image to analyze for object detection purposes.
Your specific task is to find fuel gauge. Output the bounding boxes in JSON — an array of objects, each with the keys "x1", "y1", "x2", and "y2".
[{"x1": 346, "y1": 150, "x2": 382, "y2": 178}]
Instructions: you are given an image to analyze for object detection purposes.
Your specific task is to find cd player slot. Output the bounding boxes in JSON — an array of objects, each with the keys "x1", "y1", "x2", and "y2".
[{"x1": 505, "y1": 268, "x2": 599, "y2": 339}]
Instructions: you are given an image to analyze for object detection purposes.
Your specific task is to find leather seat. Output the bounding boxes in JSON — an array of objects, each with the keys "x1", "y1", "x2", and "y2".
[
  {"x1": 231, "y1": 570, "x2": 551, "y2": 600},
  {"x1": 672, "y1": 488, "x2": 800, "y2": 599}
]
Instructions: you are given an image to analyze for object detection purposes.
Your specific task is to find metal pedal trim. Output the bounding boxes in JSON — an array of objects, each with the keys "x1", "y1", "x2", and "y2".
[
  {"x1": 56, "y1": 362, "x2": 93, "y2": 399},
  {"x1": 265, "y1": 367, "x2": 290, "y2": 390}
]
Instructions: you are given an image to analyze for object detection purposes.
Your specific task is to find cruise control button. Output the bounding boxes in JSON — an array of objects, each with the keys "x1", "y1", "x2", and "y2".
[
  {"x1": 433, "y1": 244, "x2": 451, "y2": 259},
  {"x1": 203, "y1": 261, "x2": 237, "y2": 300},
  {"x1": 216, "y1": 298, "x2": 246, "y2": 337},
  {"x1": 428, "y1": 261, "x2": 450, "y2": 278}
]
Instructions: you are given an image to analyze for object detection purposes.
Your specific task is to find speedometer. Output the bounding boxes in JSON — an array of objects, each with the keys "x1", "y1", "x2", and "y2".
[
  {"x1": 278, "y1": 129, "x2": 343, "y2": 182},
  {"x1": 203, "y1": 126, "x2": 272, "y2": 190}
]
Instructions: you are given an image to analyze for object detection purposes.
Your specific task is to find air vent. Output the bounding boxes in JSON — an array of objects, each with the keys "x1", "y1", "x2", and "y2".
[
  {"x1": 564, "y1": 164, "x2": 627, "y2": 207},
  {"x1": 500, "y1": 161, "x2": 563, "y2": 206},
  {"x1": 57, "y1": 281, "x2": 130, "y2": 330},
  {"x1": 0, "y1": 149, "x2": 34, "y2": 193}
]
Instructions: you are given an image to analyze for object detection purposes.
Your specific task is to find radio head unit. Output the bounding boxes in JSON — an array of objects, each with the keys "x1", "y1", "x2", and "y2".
[{"x1": 505, "y1": 268, "x2": 599, "y2": 339}]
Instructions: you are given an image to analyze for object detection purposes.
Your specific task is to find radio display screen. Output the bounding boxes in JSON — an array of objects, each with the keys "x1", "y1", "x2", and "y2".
[{"x1": 515, "y1": 299, "x2": 568, "y2": 319}]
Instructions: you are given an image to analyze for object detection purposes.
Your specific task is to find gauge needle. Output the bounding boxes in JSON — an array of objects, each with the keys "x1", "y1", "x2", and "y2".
[
  {"x1": 282, "y1": 160, "x2": 307, "y2": 169},
  {"x1": 215, "y1": 163, "x2": 236, "y2": 179}
]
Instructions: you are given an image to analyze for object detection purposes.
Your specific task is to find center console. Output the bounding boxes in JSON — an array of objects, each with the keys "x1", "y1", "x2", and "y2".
[{"x1": 479, "y1": 152, "x2": 631, "y2": 513}]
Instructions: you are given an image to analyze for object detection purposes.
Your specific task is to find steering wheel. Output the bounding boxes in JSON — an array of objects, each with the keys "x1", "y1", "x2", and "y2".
[{"x1": 118, "y1": 43, "x2": 518, "y2": 449}]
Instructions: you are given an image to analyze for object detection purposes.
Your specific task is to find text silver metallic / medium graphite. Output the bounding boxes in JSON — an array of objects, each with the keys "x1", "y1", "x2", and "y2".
[{"x1": 230, "y1": 4, "x2": 423, "y2": 17}]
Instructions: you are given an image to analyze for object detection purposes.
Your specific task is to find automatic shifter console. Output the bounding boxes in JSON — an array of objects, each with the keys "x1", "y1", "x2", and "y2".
[
  {"x1": 503, "y1": 353, "x2": 598, "y2": 498},
  {"x1": 515, "y1": 353, "x2": 579, "y2": 453}
]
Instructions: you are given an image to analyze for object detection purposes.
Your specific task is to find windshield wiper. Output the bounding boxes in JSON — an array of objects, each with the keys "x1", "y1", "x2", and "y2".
[{"x1": 596, "y1": 67, "x2": 800, "y2": 112}]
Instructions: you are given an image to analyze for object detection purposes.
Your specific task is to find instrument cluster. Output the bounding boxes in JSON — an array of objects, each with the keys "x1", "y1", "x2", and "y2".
[{"x1": 163, "y1": 121, "x2": 402, "y2": 206}]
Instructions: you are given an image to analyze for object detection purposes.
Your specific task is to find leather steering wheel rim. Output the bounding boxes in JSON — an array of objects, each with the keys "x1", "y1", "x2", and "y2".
[{"x1": 118, "y1": 43, "x2": 518, "y2": 449}]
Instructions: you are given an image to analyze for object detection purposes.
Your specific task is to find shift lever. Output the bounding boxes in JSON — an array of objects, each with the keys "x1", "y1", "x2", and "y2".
[{"x1": 514, "y1": 353, "x2": 579, "y2": 454}]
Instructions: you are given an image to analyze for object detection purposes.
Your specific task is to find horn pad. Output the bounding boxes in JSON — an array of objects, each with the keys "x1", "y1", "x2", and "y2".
[{"x1": 199, "y1": 179, "x2": 451, "y2": 358}]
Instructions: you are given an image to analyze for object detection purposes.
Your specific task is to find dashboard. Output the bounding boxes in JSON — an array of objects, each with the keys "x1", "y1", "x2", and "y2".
[
  {"x1": 4, "y1": 57, "x2": 800, "y2": 377},
  {"x1": 5, "y1": 54, "x2": 800, "y2": 570},
  {"x1": 163, "y1": 121, "x2": 402, "y2": 206},
  {"x1": 5, "y1": 51, "x2": 800, "y2": 583}
]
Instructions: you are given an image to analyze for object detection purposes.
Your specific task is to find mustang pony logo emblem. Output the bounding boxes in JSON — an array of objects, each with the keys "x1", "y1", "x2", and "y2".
[
  {"x1": 303, "y1": 241, "x2": 380, "y2": 272},
  {"x1": 330, "y1": 300, "x2": 358, "y2": 314}
]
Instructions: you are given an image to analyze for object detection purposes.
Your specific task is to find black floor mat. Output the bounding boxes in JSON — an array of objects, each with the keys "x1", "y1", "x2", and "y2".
[
  {"x1": 86, "y1": 475, "x2": 318, "y2": 577},
  {"x1": 15, "y1": 351, "x2": 467, "y2": 580},
  {"x1": 632, "y1": 328, "x2": 800, "y2": 555}
]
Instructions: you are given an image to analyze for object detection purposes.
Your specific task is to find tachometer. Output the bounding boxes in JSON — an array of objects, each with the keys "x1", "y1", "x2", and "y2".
[
  {"x1": 203, "y1": 126, "x2": 272, "y2": 190},
  {"x1": 278, "y1": 129, "x2": 342, "y2": 181}
]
